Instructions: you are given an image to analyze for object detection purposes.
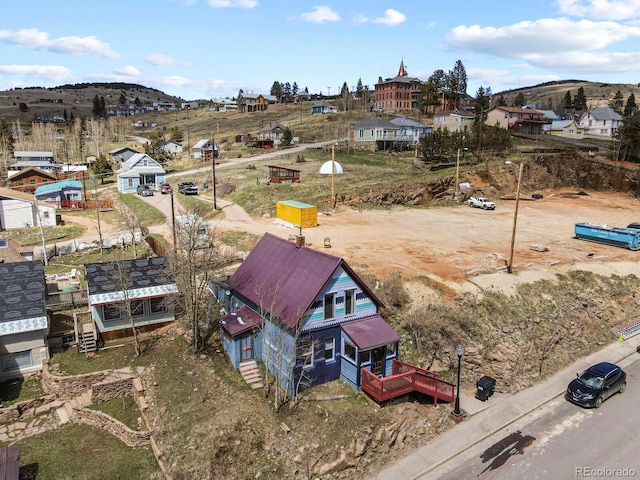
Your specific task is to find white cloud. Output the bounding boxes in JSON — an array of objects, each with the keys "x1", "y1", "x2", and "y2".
[
  {"x1": 301, "y1": 6, "x2": 340, "y2": 23},
  {"x1": 145, "y1": 53, "x2": 176, "y2": 66},
  {"x1": 0, "y1": 64, "x2": 73, "y2": 82},
  {"x1": 372, "y1": 9, "x2": 406, "y2": 26},
  {"x1": 447, "y1": 18, "x2": 640, "y2": 56},
  {"x1": 208, "y1": 0, "x2": 258, "y2": 8},
  {"x1": 0, "y1": 28, "x2": 119, "y2": 59},
  {"x1": 556, "y1": 0, "x2": 640, "y2": 20},
  {"x1": 525, "y1": 50, "x2": 640, "y2": 72},
  {"x1": 115, "y1": 65, "x2": 140, "y2": 77}
]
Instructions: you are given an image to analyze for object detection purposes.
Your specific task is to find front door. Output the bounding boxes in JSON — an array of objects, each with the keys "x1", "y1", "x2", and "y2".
[
  {"x1": 371, "y1": 347, "x2": 384, "y2": 376},
  {"x1": 240, "y1": 333, "x2": 253, "y2": 361}
]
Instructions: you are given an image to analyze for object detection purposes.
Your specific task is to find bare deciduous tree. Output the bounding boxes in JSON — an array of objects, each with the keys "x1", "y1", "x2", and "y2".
[{"x1": 172, "y1": 205, "x2": 237, "y2": 353}]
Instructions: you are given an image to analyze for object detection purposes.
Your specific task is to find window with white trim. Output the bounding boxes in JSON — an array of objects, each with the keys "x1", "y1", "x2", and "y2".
[
  {"x1": 343, "y1": 340, "x2": 356, "y2": 362},
  {"x1": 386, "y1": 342, "x2": 396, "y2": 357},
  {"x1": 344, "y1": 289, "x2": 355, "y2": 316},
  {"x1": 2, "y1": 350, "x2": 33, "y2": 371},
  {"x1": 324, "y1": 337, "x2": 335, "y2": 362},
  {"x1": 324, "y1": 293, "x2": 335, "y2": 320}
]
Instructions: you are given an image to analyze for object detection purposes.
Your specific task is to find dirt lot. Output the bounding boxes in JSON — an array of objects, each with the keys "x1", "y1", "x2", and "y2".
[{"x1": 217, "y1": 188, "x2": 640, "y2": 296}]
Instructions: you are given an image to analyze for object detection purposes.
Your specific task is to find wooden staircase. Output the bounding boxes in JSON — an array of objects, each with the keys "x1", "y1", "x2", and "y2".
[
  {"x1": 74, "y1": 312, "x2": 97, "y2": 353},
  {"x1": 239, "y1": 361, "x2": 263, "y2": 390}
]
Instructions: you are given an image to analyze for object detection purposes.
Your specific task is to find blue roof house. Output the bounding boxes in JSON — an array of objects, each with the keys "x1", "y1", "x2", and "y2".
[
  {"x1": 211, "y1": 233, "x2": 400, "y2": 398},
  {"x1": 116, "y1": 153, "x2": 166, "y2": 193},
  {"x1": 35, "y1": 180, "x2": 83, "y2": 204}
]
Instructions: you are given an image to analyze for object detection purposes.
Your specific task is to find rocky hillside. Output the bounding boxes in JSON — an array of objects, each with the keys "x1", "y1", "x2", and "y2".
[{"x1": 495, "y1": 79, "x2": 640, "y2": 110}]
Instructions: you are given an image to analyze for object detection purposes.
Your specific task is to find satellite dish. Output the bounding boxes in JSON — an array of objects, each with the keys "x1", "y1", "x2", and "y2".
[{"x1": 319, "y1": 160, "x2": 343, "y2": 174}]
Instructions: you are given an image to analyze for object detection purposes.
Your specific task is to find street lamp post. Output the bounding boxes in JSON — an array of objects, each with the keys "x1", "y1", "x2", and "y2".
[
  {"x1": 505, "y1": 161, "x2": 524, "y2": 273},
  {"x1": 452, "y1": 344, "x2": 464, "y2": 422}
]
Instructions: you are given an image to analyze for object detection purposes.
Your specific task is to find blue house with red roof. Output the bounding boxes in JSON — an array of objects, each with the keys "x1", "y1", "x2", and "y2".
[{"x1": 212, "y1": 233, "x2": 400, "y2": 396}]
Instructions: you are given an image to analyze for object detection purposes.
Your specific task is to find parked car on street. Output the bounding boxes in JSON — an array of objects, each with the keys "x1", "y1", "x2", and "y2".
[
  {"x1": 566, "y1": 361, "x2": 626, "y2": 408},
  {"x1": 178, "y1": 182, "x2": 198, "y2": 195},
  {"x1": 160, "y1": 182, "x2": 172, "y2": 194},
  {"x1": 136, "y1": 184, "x2": 153, "y2": 196}
]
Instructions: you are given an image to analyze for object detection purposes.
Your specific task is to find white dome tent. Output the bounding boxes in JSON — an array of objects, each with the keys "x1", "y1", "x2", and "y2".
[{"x1": 319, "y1": 161, "x2": 343, "y2": 174}]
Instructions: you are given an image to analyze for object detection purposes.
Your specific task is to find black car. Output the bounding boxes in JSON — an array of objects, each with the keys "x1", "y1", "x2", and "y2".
[
  {"x1": 566, "y1": 362, "x2": 626, "y2": 408},
  {"x1": 178, "y1": 182, "x2": 198, "y2": 195}
]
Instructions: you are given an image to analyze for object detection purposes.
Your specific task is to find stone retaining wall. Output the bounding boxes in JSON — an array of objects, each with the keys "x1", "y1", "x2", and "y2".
[
  {"x1": 42, "y1": 363, "x2": 112, "y2": 398},
  {"x1": 92, "y1": 377, "x2": 134, "y2": 404},
  {"x1": 0, "y1": 395, "x2": 57, "y2": 423},
  {"x1": 72, "y1": 407, "x2": 151, "y2": 447}
]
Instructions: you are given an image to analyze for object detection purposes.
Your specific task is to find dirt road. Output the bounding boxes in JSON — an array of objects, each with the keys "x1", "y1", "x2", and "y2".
[{"x1": 214, "y1": 188, "x2": 640, "y2": 294}]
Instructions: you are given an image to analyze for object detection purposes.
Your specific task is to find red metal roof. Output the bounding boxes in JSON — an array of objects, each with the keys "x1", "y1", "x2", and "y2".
[
  {"x1": 341, "y1": 315, "x2": 400, "y2": 350},
  {"x1": 229, "y1": 233, "x2": 383, "y2": 328},
  {"x1": 219, "y1": 306, "x2": 262, "y2": 336}
]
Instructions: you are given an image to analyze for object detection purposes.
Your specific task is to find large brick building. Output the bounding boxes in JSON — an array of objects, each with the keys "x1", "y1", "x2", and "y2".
[{"x1": 374, "y1": 60, "x2": 423, "y2": 113}]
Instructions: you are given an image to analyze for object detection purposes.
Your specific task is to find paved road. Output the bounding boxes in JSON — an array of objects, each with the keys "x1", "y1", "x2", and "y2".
[{"x1": 428, "y1": 357, "x2": 640, "y2": 480}]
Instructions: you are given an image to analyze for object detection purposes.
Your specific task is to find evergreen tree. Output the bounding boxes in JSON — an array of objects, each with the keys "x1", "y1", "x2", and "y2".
[
  {"x1": 495, "y1": 95, "x2": 507, "y2": 107},
  {"x1": 92, "y1": 95, "x2": 102, "y2": 117},
  {"x1": 144, "y1": 130, "x2": 172, "y2": 163},
  {"x1": 446, "y1": 60, "x2": 467, "y2": 109},
  {"x1": 423, "y1": 69, "x2": 446, "y2": 114},
  {"x1": 118, "y1": 93, "x2": 127, "y2": 105},
  {"x1": 170, "y1": 126, "x2": 184, "y2": 142},
  {"x1": 513, "y1": 92, "x2": 526, "y2": 107},
  {"x1": 562, "y1": 91, "x2": 573, "y2": 110},
  {"x1": 572, "y1": 87, "x2": 587, "y2": 110},
  {"x1": 356, "y1": 78, "x2": 364, "y2": 98},
  {"x1": 616, "y1": 115, "x2": 640, "y2": 162},
  {"x1": 18, "y1": 102, "x2": 28, "y2": 112},
  {"x1": 281, "y1": 128, "x2": 293, "y2": 146},
  {"x1": 474, "y1": 86, "x2": 492, "y2": 123},
  {"x1": 624, "y1": 93, "x2": 637, "y2": 117},
  {"x1": 92, "y1": 154, "x2": 113, "y2": 183},
  {"x1": 100, "y1": 97, "x2": 106, "y2": 117},
  {"x1": 270, "y1": 82, "x2": 283, "y2": 102},
  {"x1": 292, "y1": 82, "x2": 299, "y2": 96},
  {"x1": 610, "y1": 90, "x2": 624, "y2": 113},
  {"x1": 134, "y1": 97, "x2": 142, "y2": 107},
  {"x1": 63, "y1": 109, "x2": 68, "y2": 122}
]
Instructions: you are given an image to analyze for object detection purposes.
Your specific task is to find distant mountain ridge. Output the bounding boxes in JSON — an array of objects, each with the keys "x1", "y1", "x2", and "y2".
[
  {"x1": 0, "y1": 82, "x2": 185, "y2": 124},
  {"x1": 494, "y1": 79, "x2": 640, "y2": 111}
]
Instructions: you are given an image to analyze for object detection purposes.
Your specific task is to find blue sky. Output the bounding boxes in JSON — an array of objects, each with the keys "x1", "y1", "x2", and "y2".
[{"x1": 1, "y1": 0, "x2": 640, "y2": 101}]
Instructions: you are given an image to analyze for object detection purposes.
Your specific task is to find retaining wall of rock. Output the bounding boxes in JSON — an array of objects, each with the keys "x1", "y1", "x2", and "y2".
[
  {"x1": 0, "y1": 395, "x2": 57, "y2": 423},
  {"x1": 72, "y1": 406, "x2": 151, "y2": 447}
]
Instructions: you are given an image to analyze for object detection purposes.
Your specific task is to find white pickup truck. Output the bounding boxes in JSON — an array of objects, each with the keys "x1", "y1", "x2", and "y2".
[{"x1": 468, "y1": 196, "x2": 496, "y2": 210}]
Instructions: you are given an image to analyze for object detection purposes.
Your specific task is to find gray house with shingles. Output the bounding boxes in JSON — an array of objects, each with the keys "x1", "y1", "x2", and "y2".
[
  {"x1": 0, "y1": 260, "x2": 49, "y2": 381},
  {"x1": 212, "y1": 233, "x2": 400, "y2": 396},
  {"x1": 85, "y1": 257, "x2": 179, "y2": 341}
]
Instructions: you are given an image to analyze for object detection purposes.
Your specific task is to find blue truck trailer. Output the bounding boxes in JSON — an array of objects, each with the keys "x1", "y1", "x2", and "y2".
[{"x1": 574, "y1": 222, "x2": 640, "y2": 250}]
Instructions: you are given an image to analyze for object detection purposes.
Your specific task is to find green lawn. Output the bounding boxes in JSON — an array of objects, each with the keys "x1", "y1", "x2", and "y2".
[{"x1": 16, "y1": 424, "x2": 158, "y2": 480}]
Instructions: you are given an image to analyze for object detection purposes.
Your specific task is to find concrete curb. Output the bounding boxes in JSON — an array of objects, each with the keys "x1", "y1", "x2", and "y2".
[{"x1": 407, "y1": 342, "x2": 640, "y2": 480}]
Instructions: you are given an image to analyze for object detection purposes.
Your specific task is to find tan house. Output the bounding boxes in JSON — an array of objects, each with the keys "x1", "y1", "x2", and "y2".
[
  {"x1": 545, "y1": 120, "x2": 585, "y2": 139},
  {"x1": 433, "y1": 110, "x2": 475, "y2": 132},
  {"x1": 485, "y1": 106, "x2": 551, "y2": 134}
]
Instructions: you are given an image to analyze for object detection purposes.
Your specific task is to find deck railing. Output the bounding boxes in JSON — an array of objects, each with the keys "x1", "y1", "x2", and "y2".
[{"x1": 361, "y1": 359, "x2": 456, "y2": 405}]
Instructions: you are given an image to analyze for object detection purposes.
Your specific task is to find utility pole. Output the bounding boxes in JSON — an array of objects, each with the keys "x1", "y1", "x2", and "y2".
[
  {"x1": 171, "y1": 190, "x2": 177, "y2": 256},
  {"x1": 212, "y1": 133, "x2": 217, "y2": 210},
  {"x1": 33, "y1": 197, "x2": 48, "y2": 266}
]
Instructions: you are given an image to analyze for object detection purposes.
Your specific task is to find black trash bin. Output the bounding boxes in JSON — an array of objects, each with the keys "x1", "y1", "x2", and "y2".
[{"x1": 475, "y1": 376, "x2": 496, "y2": 402}]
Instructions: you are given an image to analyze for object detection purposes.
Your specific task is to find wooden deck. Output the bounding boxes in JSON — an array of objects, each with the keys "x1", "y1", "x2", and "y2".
[{"x1": 361, "y1": 359, "x2": 456, "y2": 405}]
